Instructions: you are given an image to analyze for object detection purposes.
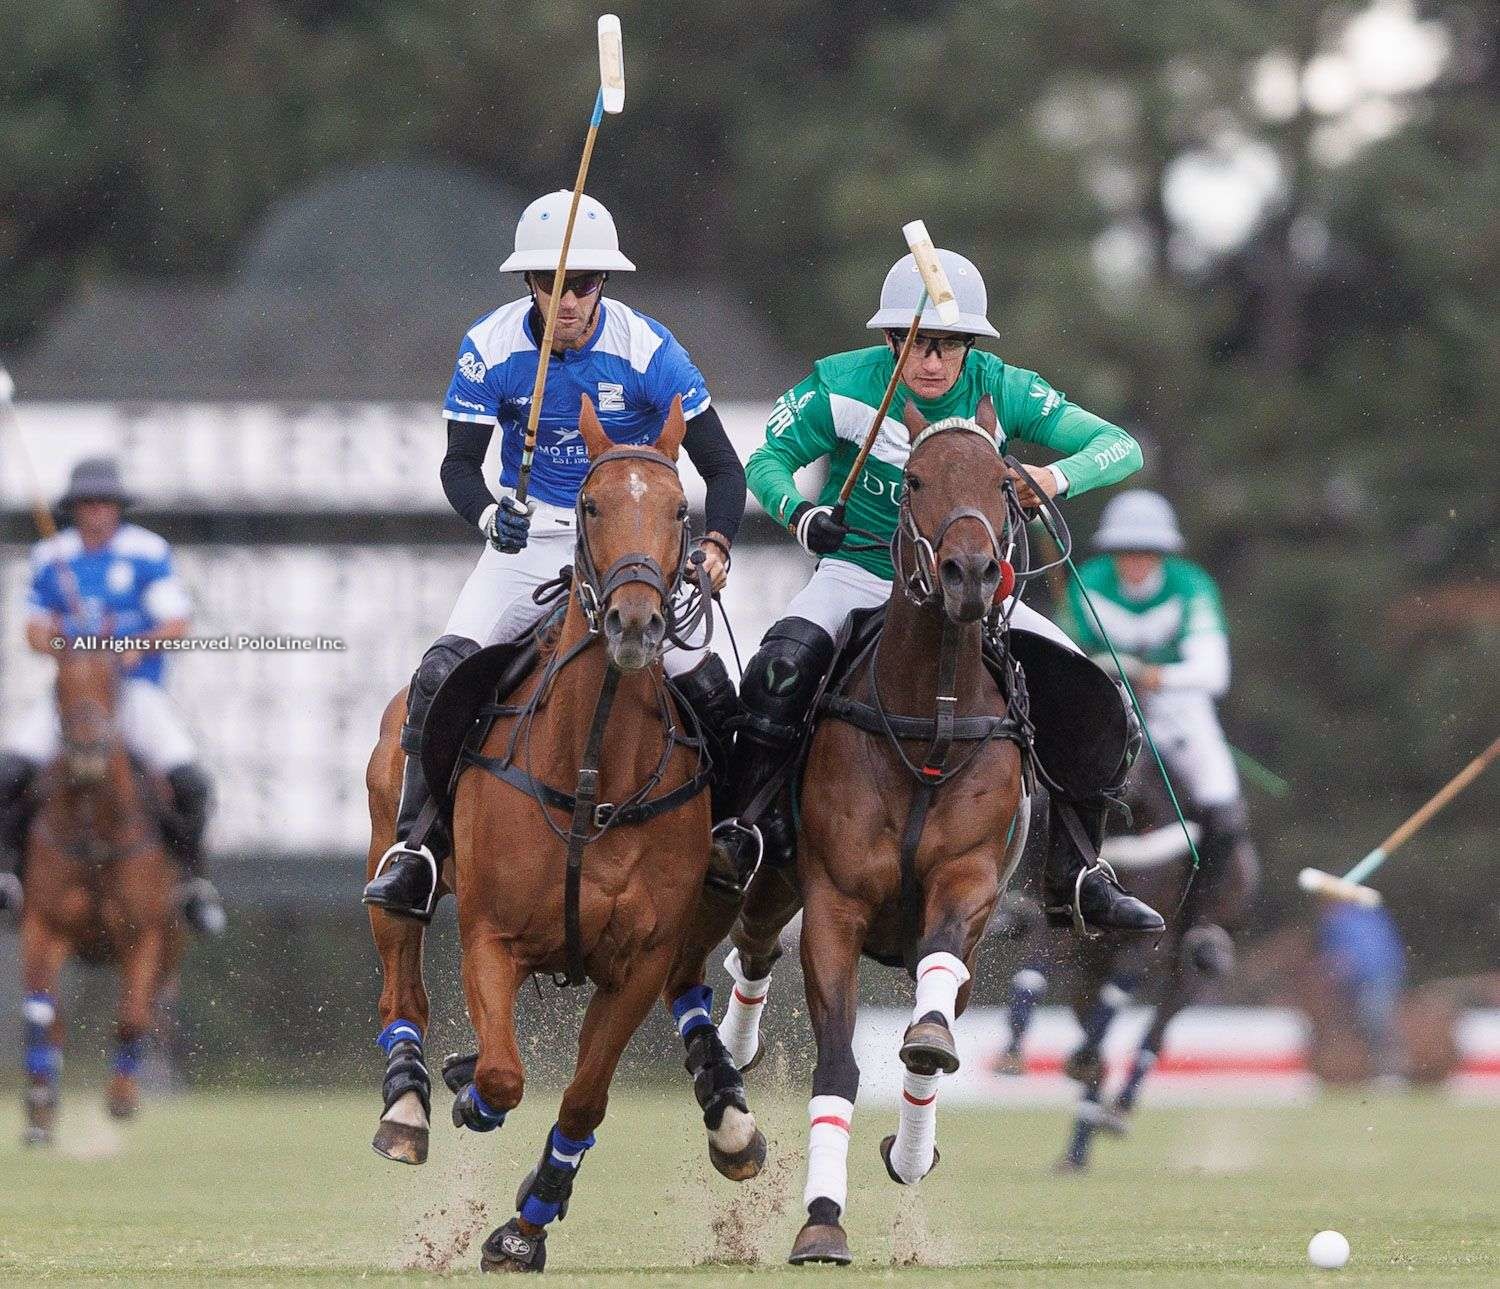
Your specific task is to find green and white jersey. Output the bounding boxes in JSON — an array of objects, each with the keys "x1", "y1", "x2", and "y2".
[
  {"x1": 746, "y1": 347, "x2": 1142, "y2": 581},
  {"x1": 1064, "y1": 555, "x2": 1230, "y2": 693}
]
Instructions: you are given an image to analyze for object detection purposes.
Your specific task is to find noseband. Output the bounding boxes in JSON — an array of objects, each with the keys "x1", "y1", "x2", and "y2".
[
  {"x1": 571, "y1": 447, "x2": 704, "y2": 644},
  {"x1": 893, "y1": 419, "x2": 1013, "y2": 609}
]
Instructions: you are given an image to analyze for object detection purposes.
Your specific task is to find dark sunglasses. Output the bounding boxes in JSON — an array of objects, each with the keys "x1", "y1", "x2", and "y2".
[
  {"x1": 887, "y1": 330, "x2": 974, "y2": 359},
  {"x1": 529, "y1": 271, "x2": 607, "y2": 298}
]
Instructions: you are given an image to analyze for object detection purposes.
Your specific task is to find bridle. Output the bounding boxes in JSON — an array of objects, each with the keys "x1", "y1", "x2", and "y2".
[
  {"x1": 570, "y1": 446, "x2": 709, "y2": 649},
  {"x1": 891, "y1": 417, "x2": 1016, "y2": 613}
]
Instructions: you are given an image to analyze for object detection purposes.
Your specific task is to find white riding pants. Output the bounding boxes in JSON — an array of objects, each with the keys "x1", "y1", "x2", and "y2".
[
  {"x1": 1140, "y1": 691, "x2": 1241, "y2": 807},
  {"x1": 781, "y1": 556, "x2": 1082, "y2": 654},
  {"x1": 442, "y1": 500, "x2": 710, "y2": 678},
  {"x1": 4, "y1": 678, "x2": 197, "y2": 773}
]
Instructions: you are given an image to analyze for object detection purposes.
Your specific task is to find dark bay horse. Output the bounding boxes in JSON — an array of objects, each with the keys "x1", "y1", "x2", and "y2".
[
  {"x1": 998, "y1": 757, "x2": 1260, "y2": 1170},
  {"x1": 365, "y1": 397, "x2": 761, "y2": 1272},
  {"x1": 19, "y1": 650, "x2": 184, "y2": 1143}
]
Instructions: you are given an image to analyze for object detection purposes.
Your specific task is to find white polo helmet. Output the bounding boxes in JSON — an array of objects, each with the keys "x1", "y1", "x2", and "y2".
[
  {"x1": 499, "y1": 190, "x2": 636, "y2": 273},
  {"x1": 1093, "y1": 490, "x2": 1186, "y2": 554},
  {"x1": 866, "y1": 248, "x2": 999, "y2": 337}
]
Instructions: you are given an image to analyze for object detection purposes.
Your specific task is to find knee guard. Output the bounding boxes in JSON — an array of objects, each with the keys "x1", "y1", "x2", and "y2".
[
  {"x1": 1183, "y1": 923, "x2": 1235, "y2": 979},
  {"x1": 401, "y1": 635, "x2": 480, "y2": 754},
  {"x1": 671, "y1": 654, "x2": 739, "y2": 820},
  {"x1": 1116, "y1": 681, "x2": 1142, "y2": 779},
  {"x1": 0, "y1": 753, "x2": 39, "y2": 865},
  {"x1": 164, "y1": 764, "x2": 215, "y2": 873},
  {"x1": 737, "y1": 617, "x2": 837, "y2": 751}
]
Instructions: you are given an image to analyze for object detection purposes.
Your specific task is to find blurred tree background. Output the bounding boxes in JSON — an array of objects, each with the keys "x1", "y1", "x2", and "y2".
[{"x1": 2, "y1": 0, "x2": 1496, "y2": 976}]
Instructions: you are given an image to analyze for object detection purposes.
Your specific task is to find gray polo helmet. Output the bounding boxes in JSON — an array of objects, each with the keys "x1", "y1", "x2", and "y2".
[
  {"x1": 59, "y1": 457, "x2": 134, "y2": 509},
  {"x1": 1093, "y1": 490, "x2": 1186, "y2": 554},
  {"x1": 866, "y1": 248, "x2": 999, "y2": 338}
]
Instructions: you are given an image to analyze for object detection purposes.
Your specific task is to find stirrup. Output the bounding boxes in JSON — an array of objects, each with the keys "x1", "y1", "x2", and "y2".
[
  {"x1": 366, "y1": 841, "x2": 439, "y2": 919},
  {"x1": 710, "y1": 818, "x2": 763, "y2": 892},
  {"x1": 1065, "y1": 857, "x2": 1123, "y2": 941}
]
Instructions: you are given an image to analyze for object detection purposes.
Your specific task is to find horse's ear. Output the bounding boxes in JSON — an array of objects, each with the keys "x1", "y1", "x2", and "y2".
[
  {"x1": 974, "y1": 394, "x2": 998, "y2": 438},
  {"x1": 653, "y1": 394, "x2": 686, "y2": 461},
  {"x1": 900, "y1": 397, "x2": 929, "y2": 440},
  {"x1": 578, "y1": 394, "x2": 612, "y2": 460}
]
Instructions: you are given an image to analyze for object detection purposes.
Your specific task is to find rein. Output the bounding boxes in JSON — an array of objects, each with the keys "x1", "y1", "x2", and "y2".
[{"x1": 464, "y1": 447, "x2": 714, "y2": 987}]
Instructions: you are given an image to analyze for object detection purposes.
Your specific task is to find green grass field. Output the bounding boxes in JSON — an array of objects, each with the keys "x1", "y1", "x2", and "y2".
[{"x1": 0, "y1": 1084, "x2": 1494, "y2": 1286}]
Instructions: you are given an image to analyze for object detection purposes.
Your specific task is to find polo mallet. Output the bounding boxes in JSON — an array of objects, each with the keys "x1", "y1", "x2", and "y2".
[
  {"x1": 513, "y1": 12, "x2": 626, "y2": 506},
  {"x1": 1298, "y1": 733, "x2": 1500, "y2": 906},
  {"x1": 0, "y1": 364, "x2": 85, "y2": 615},
  {"x1": 830, "y1": 220, "x2": 959, "y2": 526}
]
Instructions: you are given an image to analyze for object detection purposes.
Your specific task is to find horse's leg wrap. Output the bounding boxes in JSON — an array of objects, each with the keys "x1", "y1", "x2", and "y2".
[
  {"x1": 718, "y1": 947, "x2": 771, "y2": 1071},
  {"x1": 515, "y1": 1124, "x2": 594, "y2": 1227},
  {"x1": 23, "y1": 992, "x2": 60, "y2": 1084},
  {"x1": 451, "y1": 1081, "x2": 507, "y2": 1132},
  {"x1": 803, "y1": 1094, "x2": 854, "y2": 1215},
  {"x1": 684, "y1": 1022, "x2": 749, "y2": 1132},
  {"x1": 376, "y1": 1021, "x2": 430, "y2": 1119},
  {"x1": 113, "y1": 1035, "x2": 146, "y2": 1079},
  {"x1": 885, "y1": 1068, "x2": 942, "y2": 1184}
]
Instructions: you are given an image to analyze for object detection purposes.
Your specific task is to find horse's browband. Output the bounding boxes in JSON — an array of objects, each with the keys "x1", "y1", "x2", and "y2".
[
  {"x1": 908, "y1": 417, "x2": 999, "y2": 457},
  {"x1": 579, "y1": 445, "x2": 679, "y2": 485}
]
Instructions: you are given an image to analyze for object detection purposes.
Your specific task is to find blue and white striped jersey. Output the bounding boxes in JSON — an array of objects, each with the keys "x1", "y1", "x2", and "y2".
[
  {"x1": 26, "y1": 524, "x2": 191, "y2": 684},
  {"x1": 441, "y1": 297, "x2": 712, "y2": 509}
]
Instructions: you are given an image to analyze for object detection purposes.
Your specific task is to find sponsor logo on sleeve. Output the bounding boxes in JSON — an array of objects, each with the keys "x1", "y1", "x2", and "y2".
[
  {"x1": 452, "y1": 396, "x2": 487, "y2": 413},
  {"x1": 1028, "y1": 380, "x2": 1062, "y2": 417},
  {"x1": 458, "y1": 352, "x2": 487, "y2": 383},
  {"x1": 767, "y1": 388, "x2": 815, "y2": 437}
]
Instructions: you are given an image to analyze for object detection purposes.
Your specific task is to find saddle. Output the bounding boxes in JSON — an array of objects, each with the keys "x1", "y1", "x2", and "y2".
[
  {"x1": 817, "y1": 606, "x2": 1130, "y2": 801},
  {"x1": 420, "y1": 608, "x2": 562, "y2": 810}
]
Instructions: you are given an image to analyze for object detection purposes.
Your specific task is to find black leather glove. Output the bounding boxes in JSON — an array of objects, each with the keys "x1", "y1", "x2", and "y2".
[{"x1": 789, "y1": 503, "x2": 849, "y2": 556}]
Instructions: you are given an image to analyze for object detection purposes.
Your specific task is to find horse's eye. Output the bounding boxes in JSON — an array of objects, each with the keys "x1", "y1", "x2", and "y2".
[
  {"x1": 906, "y1": 475, "x2": 923, "y2": 491},
  {"x1": 676, "y1": 501, "x2": 689, "y2": 521},
  {"x1": 582, "y1": 495, "x2": 598, "y2": 517}
]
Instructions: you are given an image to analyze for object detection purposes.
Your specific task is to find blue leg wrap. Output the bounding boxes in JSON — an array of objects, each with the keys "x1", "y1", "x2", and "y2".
[
  {"x1": 23, "y1": 992, "x2": 60, "y2": 1081},
  {"x1": 113, "y1": 1035, "x2": 146, "y2": 1078},
  {"x1": 376, "y1": 1018, "x2": 423, "y2": 1054},
  {"x1": 670, "y1": 984, "x2": 714, "y2": 1039},
  {"x1": 453, "y1": 1081, "x2": 507, "y2": 1131},
  {"x1": 519, "y1": 1125, "x2": 595, "y2": 1227}
]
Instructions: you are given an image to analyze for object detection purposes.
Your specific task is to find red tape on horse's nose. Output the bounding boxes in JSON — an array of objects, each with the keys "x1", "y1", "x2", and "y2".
[{"x1": 993, "y1": 560, "x2": 1016, "y2": 606}]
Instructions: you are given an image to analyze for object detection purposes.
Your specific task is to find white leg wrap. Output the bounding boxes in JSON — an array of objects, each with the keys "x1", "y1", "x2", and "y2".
[
  {"x1": 890, "y1": 1069, "x2": 941, "y2": 1183},
  {"x1": 717, "y1": 948, "x2": 770, "y2": 1069},
  {"x1": 803, "y1": 1095, "x2": 854, "y2": 1213},
  {"x1": 911, "y1": 952, "x2": 970, "y2": 1027}
]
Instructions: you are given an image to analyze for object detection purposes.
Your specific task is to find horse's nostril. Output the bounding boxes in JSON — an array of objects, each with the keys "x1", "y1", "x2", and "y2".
[
  {"x1": 982, "y1": 559, "x2": 1000, "y2": 584},
  {"x1": 604, "y1": 607, "x2": 623, "y2": 636},
  {"x1": 940, "y1": 558, "x2": 965, "y2": 588}
]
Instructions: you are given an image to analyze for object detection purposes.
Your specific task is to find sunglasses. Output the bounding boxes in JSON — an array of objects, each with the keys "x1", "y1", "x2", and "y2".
[
  {"x1": 529, "y1": 271, "x2": 607, "y2": 298},
  {"x1": 887, "y1": 330, "x2": 974, "y2": 359}
]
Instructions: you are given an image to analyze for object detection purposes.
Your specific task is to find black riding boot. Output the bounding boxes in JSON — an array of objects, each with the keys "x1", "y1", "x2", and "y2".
[
  {"x1": 1042, "y1": 690, "x2": 1164, "y2": 936},
  {"x1": 0, "y1": 752, "x2": 38, "y2": 915},
  {"x1": 164, "y1": 763, "x2": 225, "y2": 937},
  {"x1": 712, "y1": 618, "x2": 837, "y2": 894},
  {"x1": 362, "y1": 634, "x2": 479, "y2": 922}
]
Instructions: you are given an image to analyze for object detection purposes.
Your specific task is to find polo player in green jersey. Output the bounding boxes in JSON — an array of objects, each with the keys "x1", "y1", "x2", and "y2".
[
  {"x1": 1065, "y1": 489, "x2": 1256, "y2": 907},
  {"x1": 713, "y1": 248, "x2": 1165, "y2": 936}
]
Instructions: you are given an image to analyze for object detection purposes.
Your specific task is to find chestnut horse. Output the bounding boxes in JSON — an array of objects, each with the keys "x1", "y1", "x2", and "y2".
[
  {"x1": 365, "y1": 397, "x2": 761, "y2": 1273},
  {"x1": 19, "y1": 650, "x2": 183, "y2": 1144}
]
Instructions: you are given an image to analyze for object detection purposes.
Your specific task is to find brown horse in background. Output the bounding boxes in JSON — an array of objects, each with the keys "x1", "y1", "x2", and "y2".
[
  {"x1": 997, "y1": 756, "x2": 1260, "y2": 1170},
  {"x1": 19, "y1": 650, "x2": 184, "y2": 1144},
  {"x1": 365, "y1": 397, "x2": 762, "y2": 1273}
]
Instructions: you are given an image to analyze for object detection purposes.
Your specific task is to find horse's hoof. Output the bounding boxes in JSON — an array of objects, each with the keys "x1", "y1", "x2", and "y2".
[
  {"x1": 1098, "y1": 1106, "x2": 1130, "y2": 1137},
  {"x1": 105, "y1": 1075, "x2": 138, "y2": 1121},
  {"x1": 899, "y1": 1018, "x2": 960, "y2": 1076},
  {"x1": 879, "y1": 1133, "x2": 940, "y2": 1185},
  {"x1": 996, "y1": 1049, "x2": 1026, "y2": 1077},
  {"x1": 480, "y1": 1219, "x2": 546, "y2": 1273},
  {"x1": 21, "y1": 1126, "x2": 52, "y2": 1149},
  {"x1": 372, "y1": 1119, "x2": 429, "y2": 1165},
  {"x1": 442, "y1": 1051, "x2": 478, "y2": 1095},
  {"x1": 788, "y1": 1220, "x2": 852, "y2": 1266},
  {"x1": 1052, "y1": 1154, "x2": 1088, "y2": 1175},
  {"x1": 709, "y1": 1126, "x2": 767, "y2": 1182}
]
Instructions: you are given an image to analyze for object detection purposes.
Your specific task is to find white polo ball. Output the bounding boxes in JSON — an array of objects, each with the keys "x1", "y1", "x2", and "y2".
[{"x1": 1307, "y1": 1230, "x2": 1350, "y2": 1269}]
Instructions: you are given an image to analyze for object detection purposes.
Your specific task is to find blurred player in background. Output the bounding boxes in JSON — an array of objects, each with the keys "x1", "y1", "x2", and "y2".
[{"x1": 0, "y1": 457, "x2": 224, "y2": 935}]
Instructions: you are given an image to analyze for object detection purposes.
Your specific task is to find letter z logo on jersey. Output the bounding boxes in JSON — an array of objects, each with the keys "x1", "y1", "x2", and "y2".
[{"x1": 596, "y1": 382, "x2": 625, "y2": 412}]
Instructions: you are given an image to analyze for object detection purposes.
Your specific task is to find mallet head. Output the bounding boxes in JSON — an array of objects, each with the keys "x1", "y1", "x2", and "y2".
[
  {"x1": 902, "y1": 220, "x2": 961, "y2": 326},
  {"x1": 598, "y1": 15, "x2": 625, "y2": 114},
  {"x1": 1297, "y1": 867, "x2": 1383, "y2": 908}
]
